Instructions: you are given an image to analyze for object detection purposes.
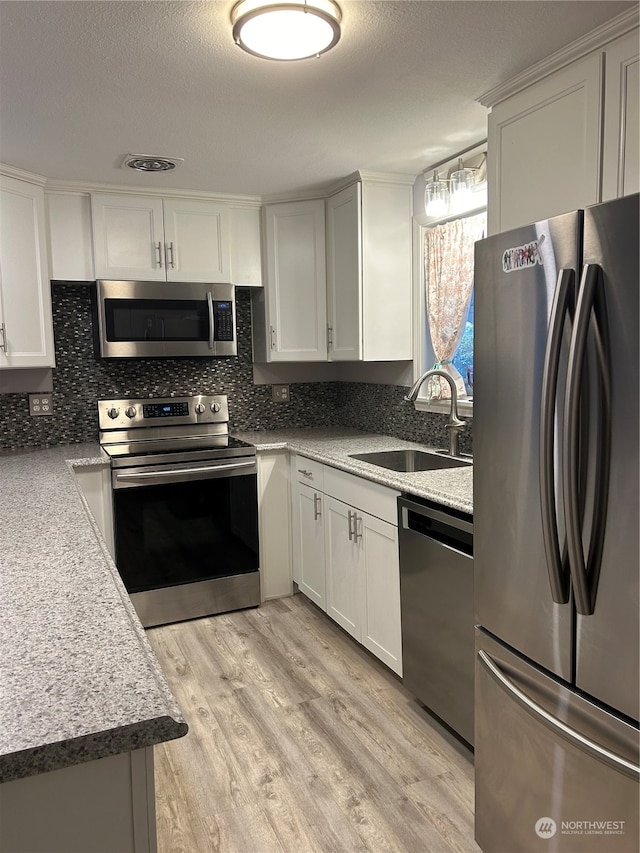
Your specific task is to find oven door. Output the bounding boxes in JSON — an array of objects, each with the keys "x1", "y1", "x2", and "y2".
[{"x1": 111, "y1": 456, "x2": 259, "y2": 626}]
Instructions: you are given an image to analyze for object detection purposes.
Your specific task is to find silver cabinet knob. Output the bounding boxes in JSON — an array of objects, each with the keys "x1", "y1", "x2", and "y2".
[
  {"x1": 195, "y1": 403, "x2": 206, "y2": 414},
  {"x1": 211, "y1": 402, "x2": 222, "y2": 413},
  {"x1": 107, "y1": 407, "x2": 120, "y2": 419},
  {"x1": 125, "y1": 406, "x2": 137, "y2": 418}
]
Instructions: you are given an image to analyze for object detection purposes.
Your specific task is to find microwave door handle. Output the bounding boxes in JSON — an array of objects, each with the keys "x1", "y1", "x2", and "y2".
[{"x1": 207, "y1": 291, "x2": 215, "y2": 350}]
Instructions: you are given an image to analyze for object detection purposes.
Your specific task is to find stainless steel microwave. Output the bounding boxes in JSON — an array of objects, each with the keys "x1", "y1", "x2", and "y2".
[{"x1": 95, "y1": 280, "x2": 237, "y2": 358}]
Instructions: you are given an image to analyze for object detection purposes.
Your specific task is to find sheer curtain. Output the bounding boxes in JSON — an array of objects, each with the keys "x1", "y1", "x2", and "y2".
[{"x1": 424, "y1": 212, "x2": 486, "y2": 399}]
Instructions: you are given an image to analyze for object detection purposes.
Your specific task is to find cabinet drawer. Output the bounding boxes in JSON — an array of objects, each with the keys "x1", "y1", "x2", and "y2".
[
  {"x1": 323, "y1": 465, "x2": 399, "y2": 524},
  {"x1": 293, "y1": 455, "x2": 324, "y2": 488}
]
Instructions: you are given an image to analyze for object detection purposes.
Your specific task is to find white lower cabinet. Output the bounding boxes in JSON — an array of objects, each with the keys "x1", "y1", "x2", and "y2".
[
  {"x1": 359, "y1": 511, "x2": 401, "y2": 673},
  {"x1": 0, "y1": 747, "x2": 156, "y2": 853},
  {"x1": 257, "y1": 450, "x2": 293, "y2": 601},
  {"x1": 294, "y1": 482, "x2": 327, "y2": 609},
  {"x1": 292, "y1": 456, "x2": 402, "y2": 676},
  {"x1": 325, "y1": 495, "x2": 361, "y2": 637}
]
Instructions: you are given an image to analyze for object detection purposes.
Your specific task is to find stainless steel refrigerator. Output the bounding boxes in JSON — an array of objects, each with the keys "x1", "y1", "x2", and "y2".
[{"x1": 473, "y1": 193, "x2": 639, "y2": 853}]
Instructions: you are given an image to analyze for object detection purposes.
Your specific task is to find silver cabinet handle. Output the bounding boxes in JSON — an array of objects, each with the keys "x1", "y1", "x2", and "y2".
[
  {"x1": 0, "y1": 322, "x2": 7, "y2": 353},
  {"x1": 347, "y1": 510, "x2": 361, "y2": 541},
  {"x1": 313, "y1": 493, "x2": 322, "y2": 520},
  {"x1": 353, "y1": 512, "x2": 362, "y2": 543},
  {"x1": 166, "y1": 241, "x2": 175, "y2": 269},
  {"x1": 155, "y1": 241, "x2": 163, "y2": 267},
  {"x1": 539, "y1": 268, "x2": 574, "y2": 604},
  {"x1": 270, "y1": 325, "x2": 276, "y2": 350},
  {"x1": 298, "y1": 468, "x2": 313, "y2": 479},
  {"x1": 478, "y1": 650, "x2": 639, "y2": 779}
]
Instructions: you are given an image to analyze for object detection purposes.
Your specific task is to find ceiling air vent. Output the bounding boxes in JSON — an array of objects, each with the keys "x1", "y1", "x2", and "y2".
[{"x1": 122, "y1": 154, "x2": 184, "y2": 173}]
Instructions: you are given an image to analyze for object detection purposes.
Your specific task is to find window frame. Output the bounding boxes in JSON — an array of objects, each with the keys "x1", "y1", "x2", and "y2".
[{"x1": 410, "y1": 142, "x2": 487, "y2": 416}]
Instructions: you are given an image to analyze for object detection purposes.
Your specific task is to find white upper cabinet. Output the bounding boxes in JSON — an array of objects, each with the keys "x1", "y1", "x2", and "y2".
[
  {"x1": 326, "y1": 183, "x2": 361, "y2": 360},
  {"x1": 228, "y1": 206, "x2": 262, "y2": 287},
  {"x1": 327, "y1": 176, "x2": 412, "y2": 362},
  {"x1": 486, "y1": 16, "x2": 639, "y2": 234},
  {"x1": 602, "y1": 29, "x2": 640, "y2": 201},
  {"x1": 46, "y1": 192, "x2": 95, "y2": 281},
  {"x1": 91, "y1": 193, "x2": 231, "y2": 282},
  {"x1": 488, "y1": 53, "x2": 603, "y2": 233},
  {"x1": 162, "y1": 199, "x2": 229, "y2": 282},
  {"x1": 257, "y1": 199, "x2": 327, "y2": 362},
  {"x1": 253, "y1": 174, "x2": 412, "y2": 364},
  {"x1": 0, "y1": 173, "x2": 55, "y2": 368}
]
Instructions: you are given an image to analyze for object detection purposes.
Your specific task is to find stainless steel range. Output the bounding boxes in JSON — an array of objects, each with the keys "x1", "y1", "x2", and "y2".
[{"x1": 98, "y1": 394, "x2": 260, "y2": 628}]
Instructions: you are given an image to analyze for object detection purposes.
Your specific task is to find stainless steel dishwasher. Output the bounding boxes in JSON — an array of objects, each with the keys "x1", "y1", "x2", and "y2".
[{"x1": 398, "y1": 495, "x2": 474, "y2": 745}]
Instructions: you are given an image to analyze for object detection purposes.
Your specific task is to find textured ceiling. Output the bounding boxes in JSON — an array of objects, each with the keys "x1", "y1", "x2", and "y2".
[{"x1": 0, "y1": 1, "x2": 636, "y2": 197}]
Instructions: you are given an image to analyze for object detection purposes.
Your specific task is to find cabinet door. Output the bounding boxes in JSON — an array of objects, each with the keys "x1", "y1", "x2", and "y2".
[
  {"x1": 46, "y1": 192, "x2": 94, "y2": 281},
  {"x1": 264, "y1": 200, "x2": 327, "y2": 361},
  {"x1": 488, "y1": 52, "x2": 603, "y2": 233},
  {"x1": 257, "y1": 451, "x2": 292, "y2": 600},
  {"x1": 602, "y1": 29, "x2": 639, "y2": 201},
  {"x1": 91, "y1": 194, "x2": 165, "y2": 280},
  {"x1": 294, "y1": 483, "x2": 326, "y2": 610},
  {"x1": 360, "y1": 513, "x2": 402, "y2": 676},
  {"x1": 229, "y1": 206, "x2": 262, "y2": 286},
  {"x1": 360, "y1": 180, "x2": 412, "y2": 361},
  {"x1": 0, "y1": 175, "x2": 54, "y2": 368},
  {"x1": 326, "y1": 183, "x2": 362, "y2": 361},
  {"x1": 324, "y1": 496, "x2": 360, "y2": 639},
  {"x1": 162, "y1": 199, "x2": 230, "y2": 282}
]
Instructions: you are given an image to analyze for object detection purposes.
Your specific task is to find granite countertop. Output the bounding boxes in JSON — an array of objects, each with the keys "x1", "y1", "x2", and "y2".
[
  {"x1": 0, "y1": 442, "x2": 187, "y2": 784},
  {"x1": 234, "y1": 428, "x2": 473, "y2": 515},
  {"x1": 0, "y1": 428, "x2": 469, "y2": 784}
]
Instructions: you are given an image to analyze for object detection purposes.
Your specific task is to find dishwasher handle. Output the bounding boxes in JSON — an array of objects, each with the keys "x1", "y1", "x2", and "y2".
[{"x1": 399, "y1": 498, "x2": 473, "y2": 556}]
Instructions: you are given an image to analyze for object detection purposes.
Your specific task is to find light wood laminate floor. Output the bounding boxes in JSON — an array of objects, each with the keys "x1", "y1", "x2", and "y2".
[{"x1": 147, "y1": 593, "x2": 480, "y2": 853}]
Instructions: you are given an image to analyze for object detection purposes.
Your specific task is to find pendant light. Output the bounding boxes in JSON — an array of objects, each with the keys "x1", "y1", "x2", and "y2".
[
  {"x1": 231, "y1": 0, "x2": 342, "y2": 61},
  {"x1": 449, "y1": 158, "x2": 475, "y2": 212},
  {"x1": 424, "y1": 170, "x2": 449, "y2": 218}
]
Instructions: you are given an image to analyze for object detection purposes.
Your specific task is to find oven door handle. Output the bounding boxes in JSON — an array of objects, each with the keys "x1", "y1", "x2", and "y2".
[{"x1": 113, "y1": 458, "x2": 256, "y2": 488}]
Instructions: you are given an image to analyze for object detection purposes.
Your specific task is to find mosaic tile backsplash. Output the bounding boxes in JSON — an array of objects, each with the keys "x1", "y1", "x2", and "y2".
[{"x1": 0, "y1": 283, "x2": 471, "y2": 452}]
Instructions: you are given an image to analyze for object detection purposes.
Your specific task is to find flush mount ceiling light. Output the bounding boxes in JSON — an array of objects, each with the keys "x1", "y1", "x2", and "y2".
[
  {"x1": 231, "y1": 0, "x2": 341, "y2": 61},
  {"x1": 122, "y1": 154, "x2": 184, "y2": 173}
]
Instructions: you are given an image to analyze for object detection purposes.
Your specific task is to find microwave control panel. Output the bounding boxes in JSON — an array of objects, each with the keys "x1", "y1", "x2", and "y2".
[{"x1": 213, "y1": 301, "x2": 234, "y2": 341}]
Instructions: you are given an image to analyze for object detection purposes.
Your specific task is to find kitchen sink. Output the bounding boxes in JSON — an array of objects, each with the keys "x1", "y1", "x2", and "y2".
[{"x1": 349, "y1": 449, "x2": 471, "y2": 473}]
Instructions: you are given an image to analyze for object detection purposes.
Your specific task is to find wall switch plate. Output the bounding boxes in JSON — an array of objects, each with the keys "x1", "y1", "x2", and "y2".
[
  {"x1": 29, "y1": 393, "x2": 54, "y2": 416},
  {"x1": 272, "y1": 384, "x2": 290, "y2": 403}
]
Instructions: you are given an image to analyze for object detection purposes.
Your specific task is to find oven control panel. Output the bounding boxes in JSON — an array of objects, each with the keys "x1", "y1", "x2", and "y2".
[{"x1": 98, "y1": 394, "x2": 229, "y2": 430}]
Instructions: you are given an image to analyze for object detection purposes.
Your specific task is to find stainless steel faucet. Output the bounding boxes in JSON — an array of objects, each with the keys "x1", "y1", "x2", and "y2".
[{"x1": 404, "y1": 369, "x2": 467, "y2": 457}]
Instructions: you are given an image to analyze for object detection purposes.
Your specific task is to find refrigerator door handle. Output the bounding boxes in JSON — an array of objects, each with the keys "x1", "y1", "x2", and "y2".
[
  {"x1": 563, "y1": 263, "x2": 611, "y2": 615},
  {"x1": 539, "y1": 268, "x2": 574, "y2": 604},
  {"x1": 478, "y1": 650, "x2": 640, "y2": 779}
]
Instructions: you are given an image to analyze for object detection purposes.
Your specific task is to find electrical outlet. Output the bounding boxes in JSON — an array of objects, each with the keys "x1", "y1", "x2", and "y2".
[
  {"x1": 272, "y1": 384, "x2": 290, "y2": 403},
  {"x1": 29, "y1": 393, "x2": 54, "y2": 416}
]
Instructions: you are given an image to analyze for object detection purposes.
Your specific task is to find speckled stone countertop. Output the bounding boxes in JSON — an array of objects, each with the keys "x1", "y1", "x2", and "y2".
[
  {"x1": 0, "y1": 428, "x2": 469, "y2": 784},
  {"x1": 0, "y1": 442, "x2": 187, "y2": 784},
  {"x1": 234, "y1": 428, "x2": 473, "y2": 515}
]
